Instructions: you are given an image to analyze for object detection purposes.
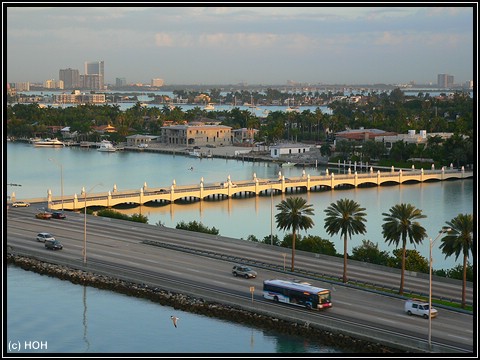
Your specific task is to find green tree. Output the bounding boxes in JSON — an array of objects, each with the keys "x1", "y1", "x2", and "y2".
[
  {"x1": 439, "y1": 213, "x2": 473, "y2": 308},
  {"x1": 300, "y1": 235, "x2": 337, "y2": 256},
  {"x1": 275, "y1": 197, "x2": 315, "y2": 272},
  {"x1": 246, "y1": 234, "x2": 259, "y2": 242},
  {"x1": 389, "y1": 249, "x2": 429, "y2": 273},
  {"x1": 381, "y1": 203, "x2": 427, "y2": 295},
  {"x1": 324, "y1": 198, "x2": 367, "y2": 283},
  {"x1": 261, "y1": 234, "x2": 281, "y2": 246},
  {"x1": 351, "y1": 240, "x2": 391, "y2": 266},
  {"x1": 442, "y1": 263, "x2": 473, "y2": 282},
  {"x1": 176, "y1": 220, "x2": 219, "y2": 235}
]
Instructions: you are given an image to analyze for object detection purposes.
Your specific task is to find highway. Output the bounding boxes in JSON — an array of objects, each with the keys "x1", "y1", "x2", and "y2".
[{"x1": 6, "y1": 206, "x2": 474, "y2": 353}]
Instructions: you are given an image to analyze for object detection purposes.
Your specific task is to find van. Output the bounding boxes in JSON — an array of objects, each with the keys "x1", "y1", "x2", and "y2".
[{"x1": 404, "y1": 299, "x2": 438, "y2": 319}]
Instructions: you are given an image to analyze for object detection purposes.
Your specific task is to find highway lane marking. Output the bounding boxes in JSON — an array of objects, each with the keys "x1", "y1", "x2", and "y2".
[{"x1": 448, "y1": 333, "x2": 473, "y2": 339}]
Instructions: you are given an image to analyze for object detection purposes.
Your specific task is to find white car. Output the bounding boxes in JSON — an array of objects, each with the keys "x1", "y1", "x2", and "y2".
[
  {"x1": 36, "y1": 232, "x2": 55, "y2": 243},
  {"x1": 404, "y1": 299, "x2": 438, "y2": 319},
  {"x1": 12, "y1": 201, "x2": 30, "y2": 207}
]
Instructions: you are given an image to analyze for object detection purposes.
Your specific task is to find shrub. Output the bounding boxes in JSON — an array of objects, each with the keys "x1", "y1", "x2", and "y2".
[{"x1": 175, "y1": 220, "x2": 219, "y2": 235}]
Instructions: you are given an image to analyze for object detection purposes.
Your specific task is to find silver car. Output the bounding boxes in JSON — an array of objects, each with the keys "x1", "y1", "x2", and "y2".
[
  {"x1": 232, "y1": 265, "x2": 257, "y2": 279},
  {"x1": 36, "y1": 232, "x2": 55, "y2": 242}
]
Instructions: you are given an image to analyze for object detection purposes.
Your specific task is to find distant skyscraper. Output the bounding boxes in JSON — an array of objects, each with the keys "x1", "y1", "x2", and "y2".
[
  {"x1": 59, "y1": 68, "x2": 80, "y2": 89},
  {"x1": 84, "y1": 61, "x2": 104, "y2": 90},
  {"x1": 116, "y1": 77, "x2": 127, "y2": 87},
  {"x1": 437, "y1": 74, "x2": 454, "y2": 88},
  {"x1": 80, "y1": 75, "x2": 103, "y2": 90}
]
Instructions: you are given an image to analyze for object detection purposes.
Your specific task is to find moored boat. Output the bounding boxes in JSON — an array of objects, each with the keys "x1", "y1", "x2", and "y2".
[
  {"x1": 33, "y1": 138, "x2": 65, "y2": 147},
  {"x1": 97, "y1": 140, "x2": 116, "y2": 152},
  {"x1": 188, "y1": 149, "x2": 202, "y2": 157}
]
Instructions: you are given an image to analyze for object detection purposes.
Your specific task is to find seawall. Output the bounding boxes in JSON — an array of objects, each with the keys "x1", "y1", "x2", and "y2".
[{"x1": 7, "y1": 253, "x2": 405, "y2": 354}]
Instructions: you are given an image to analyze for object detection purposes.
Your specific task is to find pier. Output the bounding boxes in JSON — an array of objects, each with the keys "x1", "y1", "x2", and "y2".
[{"x1": 22, "y1": 167, "x2": 473, "y2": 211}]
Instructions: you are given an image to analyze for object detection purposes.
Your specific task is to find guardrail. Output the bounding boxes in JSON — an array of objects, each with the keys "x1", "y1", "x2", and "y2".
[{"x1": 141, "y1": 239, "x2": 473, "y2": 310}]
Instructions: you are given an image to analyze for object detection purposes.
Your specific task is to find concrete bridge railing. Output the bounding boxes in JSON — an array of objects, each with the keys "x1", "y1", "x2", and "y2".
[{"x1": 12, "y1": 168, "x2": 472, "y2": 211}]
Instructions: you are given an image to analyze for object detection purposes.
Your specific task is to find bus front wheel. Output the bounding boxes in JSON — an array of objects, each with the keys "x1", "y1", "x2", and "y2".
[{"x1": 273, "y1": 296, "x2": 279, "y2": 302}]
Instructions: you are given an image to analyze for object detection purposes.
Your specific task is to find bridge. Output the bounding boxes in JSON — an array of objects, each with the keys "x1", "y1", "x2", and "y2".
[{"x1": 30, "y1": 166, "x2": 472, "y2": 211}]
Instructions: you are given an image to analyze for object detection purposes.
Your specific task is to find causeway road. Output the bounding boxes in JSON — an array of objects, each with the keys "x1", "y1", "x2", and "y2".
[{"x1": 6, "y1": 206, "x2": 474, "y2": 354}]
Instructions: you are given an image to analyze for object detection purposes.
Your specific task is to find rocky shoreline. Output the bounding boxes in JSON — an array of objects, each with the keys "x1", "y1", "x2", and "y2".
[{"x1": 7, "y1": 253, "x2": 406, "y2": 354}]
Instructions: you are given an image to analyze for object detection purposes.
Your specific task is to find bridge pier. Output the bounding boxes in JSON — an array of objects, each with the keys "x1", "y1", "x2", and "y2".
[{"x1": 41, "y1": 169, "x2": 473, "y2": 211}]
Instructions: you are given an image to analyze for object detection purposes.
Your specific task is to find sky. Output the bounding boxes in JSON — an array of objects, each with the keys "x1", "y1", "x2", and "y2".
[{"x1": 4, "y1": 4, "x2": 475, "y2": 86}]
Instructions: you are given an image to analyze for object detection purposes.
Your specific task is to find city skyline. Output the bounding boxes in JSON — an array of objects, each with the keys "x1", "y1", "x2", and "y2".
[{"x1": 5, "y1": 5, "x2": 475, "y2": 86}]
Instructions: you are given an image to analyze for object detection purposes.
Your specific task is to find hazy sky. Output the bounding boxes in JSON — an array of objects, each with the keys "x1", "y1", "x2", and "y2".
[{"x1": 5, "y1": 4, "x2": 475, "y2": 86}]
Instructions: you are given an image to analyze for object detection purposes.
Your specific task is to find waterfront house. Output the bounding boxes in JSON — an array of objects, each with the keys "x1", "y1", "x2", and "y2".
[
  {"x1": 160, "y1": 122, "x2": 232, "y2": 147},
  {"x1": 270, "y1": 143, "x2": 311, "y2": 158},
  {"x1": 126, "y1": 134, "x2": 159, "y2": 147}
]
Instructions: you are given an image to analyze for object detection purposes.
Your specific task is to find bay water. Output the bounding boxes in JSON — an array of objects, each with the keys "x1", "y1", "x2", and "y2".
[
  {"x1": 6, "y1": 141, "x2": 473, "y2": 354},
  {"x1": 6, "y1": 142, "x2": 473, "y2": 270}
]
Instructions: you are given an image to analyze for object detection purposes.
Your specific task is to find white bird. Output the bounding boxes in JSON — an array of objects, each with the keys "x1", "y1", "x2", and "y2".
[{"x1": 171, "y1": 315, "x2": 179, "y2": 328}]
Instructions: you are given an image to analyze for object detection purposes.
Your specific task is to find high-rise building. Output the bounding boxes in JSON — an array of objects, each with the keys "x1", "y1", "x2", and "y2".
[
  {"x1": 80, "y1": 75, "x2": 103, "y2": 90},
  {"x1": 14, "y1": 82, "x2": 30, "y2": 91},
  {"x1": 437, "y1": 74, "x2": 454, "y2": 88},
  {"x1": 151, "y1": 78, "x2": 164, "y2": 87},
  {"x1": 116, "y1": 78, "x2": 127, "y2": 87},
  {"x1": 44, "y1": 79, "x2": 64, "y2": 89},
  {"x1": 84, "y1": 61, "x2": 104, "y2": 90},
  {"x1": 59, "y1": 68, "x2": 80, "y2": 89}
]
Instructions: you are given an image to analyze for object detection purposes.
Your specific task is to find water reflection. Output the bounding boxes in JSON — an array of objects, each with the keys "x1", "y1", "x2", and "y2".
[
  {"x1": 83, "y1": 286, "x2": 90, "y2": 352},
  {"x1": 6, "y1": 142, "x2": 473, "y2": 270},
  {"x1": 110, "y1": 179, "x2": 473, "y2": 271}
]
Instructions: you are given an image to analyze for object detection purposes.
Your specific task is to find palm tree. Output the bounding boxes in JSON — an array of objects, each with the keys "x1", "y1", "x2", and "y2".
[
  {"x1": 381, "y1": 203, "x2": 427, "y2": 295},
  {"x1": 439, "y1": 213, "x2": 473, "y2": 308},
  {"x1": 275, "y1": 197, "x2": 315, "y2": 272},
  {"x1": 324, "y1": 198, "x2": 367, "y2": 283}
]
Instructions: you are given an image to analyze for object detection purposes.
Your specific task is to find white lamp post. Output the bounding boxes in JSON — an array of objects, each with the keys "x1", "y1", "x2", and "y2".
[
  {"x1": 428, "y1": 226, "x2": 451, "y2": 350},
  {"x1": 270, "y1": 185, "x2": 273, "y2": 245},
  {"x1": 83, "y1": 183, "x2": 103, "y2": 265},
  {"x1": 49, "y1": 158, "x2": 64, "y2": 211}
]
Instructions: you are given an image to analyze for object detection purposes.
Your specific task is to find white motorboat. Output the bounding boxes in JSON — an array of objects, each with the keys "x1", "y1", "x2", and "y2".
[
  {"x1": 188, "y1": 149, "x2": 202, "y2": 157},
  {"x1": 281, "y1": 162, "x2": 297, "y2": 167},
  {"x1": 98, "y1": 140, "x2": 116, "y2": 152},
  {"x1": 204, "y1": 103, "x2": 215, "y2": 111}
]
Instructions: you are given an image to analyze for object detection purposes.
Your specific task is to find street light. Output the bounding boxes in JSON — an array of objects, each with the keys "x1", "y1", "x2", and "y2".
[
  {"x1": 83, "y1": 183, "x2": 103, "y2": 265},
  {"x1": 428, "y1": 226, "x2": 451, "y2": 350},
  {"x1": 270, "y1": 185, "x2": 273, "y2": 245},
  {"x1": 49, "y1": 158, "x2": 64, "y2": 211}
]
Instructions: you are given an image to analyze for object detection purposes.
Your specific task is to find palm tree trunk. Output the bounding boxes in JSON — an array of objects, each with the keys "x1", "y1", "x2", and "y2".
[
  {"x1": 343, "y1": 234, "x2": 348, "y2": 283},
  {"x1": 400, "y1": 243, "x2": 406, "y2": 295},
  {"x1": 462, "y1": 254, "x2": 467, "y2": 308},
  {"x1": 291, "y1": 230, "x2": 296, "y2": 272}
]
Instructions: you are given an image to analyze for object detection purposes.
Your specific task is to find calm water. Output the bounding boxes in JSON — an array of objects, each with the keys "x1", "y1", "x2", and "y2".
[
  {"x1": 5, "y1": 141, "x2": 474, "y2": 354},
  {"x1": 6, "y1": 142, "x2": 474, "y2": 270},
  {"x1": 6, "y1": 266, "x2": 342, "y2": 354}
]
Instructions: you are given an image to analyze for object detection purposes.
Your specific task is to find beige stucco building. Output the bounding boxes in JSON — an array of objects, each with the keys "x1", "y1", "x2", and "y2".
[{"x1": 160, "y1": 122, "x2": 232, "y2": 146}]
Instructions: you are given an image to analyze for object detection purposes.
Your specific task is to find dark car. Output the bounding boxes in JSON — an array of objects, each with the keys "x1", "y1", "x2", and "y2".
[
  {"x1": 51, "y1": 211, "x2": 67, "y2": 219},
  {"x1": 45, "y1": 239, "x2": 63, "y2": 250},
  {"x1": 232, "y1": 265, "x2": 257, "y2": 279}
]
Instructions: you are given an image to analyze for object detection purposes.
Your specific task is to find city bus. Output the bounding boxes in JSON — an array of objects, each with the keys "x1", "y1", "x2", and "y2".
[{"x1": 263, "y1": 279, "x2": 332, "y2": 310}]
